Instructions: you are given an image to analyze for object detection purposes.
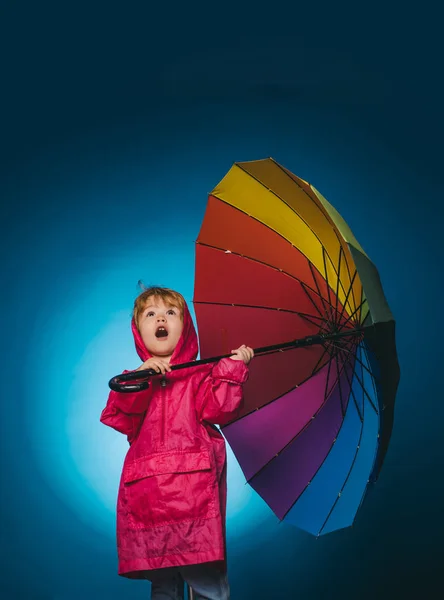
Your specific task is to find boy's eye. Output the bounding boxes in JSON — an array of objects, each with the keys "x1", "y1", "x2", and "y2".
[
  {"x1": 167, "y1": 309, "x2": 176, "y2": 315},
  {"x1": 147, "y1": 311, "x2": 155, "y2": 317}
]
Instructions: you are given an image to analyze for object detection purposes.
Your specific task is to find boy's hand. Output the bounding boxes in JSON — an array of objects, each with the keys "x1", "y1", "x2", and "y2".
[
  {"x1": 136, "y1": 357, "x2": 171, "y2": 375},
  {"x1": 229, "y1": 345, "x2": 254, "y2": 365}
]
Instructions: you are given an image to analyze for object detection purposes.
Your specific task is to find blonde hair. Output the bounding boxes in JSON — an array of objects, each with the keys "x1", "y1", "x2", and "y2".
[{"x1": 133, "y1": 286, "x2": 185, "y2": 329}]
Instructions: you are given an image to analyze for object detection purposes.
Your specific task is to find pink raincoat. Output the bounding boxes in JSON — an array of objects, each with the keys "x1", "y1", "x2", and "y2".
[{"x1": 100, "y1": 300, "x2": 248, "y2": 578}]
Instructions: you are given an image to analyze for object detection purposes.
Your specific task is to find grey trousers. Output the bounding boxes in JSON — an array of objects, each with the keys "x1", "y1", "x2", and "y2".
[{"x1": 150, "y1": 563, "x2": 230, "y2": 600}]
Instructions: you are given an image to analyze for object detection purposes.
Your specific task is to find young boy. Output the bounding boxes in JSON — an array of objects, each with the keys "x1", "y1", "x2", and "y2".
[{"x1": 100, "y1": 286, "x2": 253, "y2": 600}]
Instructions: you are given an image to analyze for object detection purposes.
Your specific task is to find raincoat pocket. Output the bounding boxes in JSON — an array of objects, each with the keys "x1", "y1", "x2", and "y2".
[{"x1": 123, "y1": 450, "x2": 218, "y2": 529}]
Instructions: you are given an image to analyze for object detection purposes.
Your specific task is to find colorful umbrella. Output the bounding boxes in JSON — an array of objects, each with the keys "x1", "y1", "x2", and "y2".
[{"x1": 193, "y1": 157, "x2": 400, "y2": 536}]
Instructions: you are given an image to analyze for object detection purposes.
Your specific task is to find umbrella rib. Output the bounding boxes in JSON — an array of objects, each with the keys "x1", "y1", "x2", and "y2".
[
  {"x1": 196, "y1": 241, "x2": 345, "y2": 321},
  {"x1": 306, "y1": 261, "x2": 338, "y2": 327},
  {"x1": 334, "y1": 246, "x2": 343, "y2": 322},
  {"x1": 321, "y1": 246, "x2": 339, "y2": 327},
  {"x1": 361, "y1": 342, "x2": 380, "y2": 403},
  {"x1": 335, "y1": 269, "x2": 362, "y2": 327},
  {"x1": 319, "y1": 345, "x2": 374, "y2": 535},
  {"x1": 266, "y1": 158, "x2": 363, "y2": 317},
  {"x1": 298, "y1": 312, "x2": 331, "y2": 329},
  {"x1": 315, "y1": 248, "x2": 355, "y2": 322},
  {"x1": 245, "y1": 348, "x2": 349, "y2": 485},
  {"x1": 310, "y1": 344, "x2": 332, "y2": 376},
  {"x1": 322, "y1": 343, "x2": 338, "y2": 413},
  {"x1": 358, "y1": 281, "x2": 366, "y2": 326},
  {"x1": 328, "y1": 340, "x2": 354, "y2": 419},
  {"x1": 265, "y1": 158, "x2": 361, "y2": 301},
  {"x1": 269, "y1": 160, "x2": 338, "y2": 226},
  {"x1": 248, "y1": 160, "x2": 360, "y2": 315},
  {"x1": 194, "y1": 300, "x2": 333, "y2": 327},
  {"x1": 350, "y1": 345, "x2": 381, "y2": 522},
  {"x1": 220, "y1": 325, "x2": 362, "y2": 427},
  {"x1": 315, "y1": 239, "x2": 353, "y2": 321},
  {"x1": 210, "y1": 190, "x2": 356, "y2": 321},
  {"x1": 331, "y1": 241, "x2": 362, "y2": 326},
  {"x1": 324, "y1": 346, "x2": 346, "y2": 416},
  {"x1": 337, "y1": 347, "x2": 349, "y2": 418},
  {"x1": 279, "y1": 345, "x2": 357, "y2": 523},
  {"x1": 307, "y1": 253, "x2": 356, "y2": 333},
  {"x1": 328, "y1": 342, "x2": 379, "y2": 415},
  {"x1": 350, "y1": 362, "x2": 379, "y2": 415},
  {"x1": 333, "y1": 246, "x2": 360, "y2": 328},
  {"x1": 332, "y1": 227, "x2": 360, "y2": 320},
  {"x1": 357, "y1": 343, "x2": 367, "y2": 416},
  {"x1": 340, "y1": 296, "x2": 368, "y2": 330},
  {"x1": 322, "y1": 247, "x2": 353, "y2": 332},
  {"x1": 300, "y1": 281, "x2": 330, "y2": 324},
  {"x1": 283, "y1": 382, "x2": 361, "y2": 525},
  {"x1": 338, "y1": 348, "x2": 364, "y2": 421},
  {"x1": 307, "y1": 261, "x2": 331, "y2": 320},
  {"x1": 318, "y1": 418, "x2": 366, "y2": 535},
  {"x1": 326, "y1": 338, "x2": 377, "y2": 385},
  {"x1": 222, "y1": 343, "x2": 332, "y2": 426},
  {"x1": 330, "y1": 258, "x2": 359, "y2": 326}
]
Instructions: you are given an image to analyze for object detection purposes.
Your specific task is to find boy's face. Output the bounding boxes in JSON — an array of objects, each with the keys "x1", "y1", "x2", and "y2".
[{"x1": 138, "y1": 296, "x2": 184, "y2": 360}]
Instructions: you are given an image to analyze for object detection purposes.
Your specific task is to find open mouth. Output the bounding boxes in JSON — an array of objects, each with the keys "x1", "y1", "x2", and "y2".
[{"x1": 155, "y1": 326, "x2": 168, "y2": 338}]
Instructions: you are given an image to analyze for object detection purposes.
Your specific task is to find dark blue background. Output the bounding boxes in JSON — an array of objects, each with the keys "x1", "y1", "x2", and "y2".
[{"x1": 1, "y1": 2, "x2": 443, "y2": 599}]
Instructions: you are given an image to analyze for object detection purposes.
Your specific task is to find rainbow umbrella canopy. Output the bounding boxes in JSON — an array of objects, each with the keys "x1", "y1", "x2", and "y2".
[{"x1": 193, "y1": 158, "x2": 400, "y2": 536}]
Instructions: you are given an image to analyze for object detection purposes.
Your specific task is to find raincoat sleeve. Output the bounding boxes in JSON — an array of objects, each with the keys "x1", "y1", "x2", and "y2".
[
  {"x1": 100, "y1": 370, "x2": 152, "y2": 444},
  {"x1": 196, "y1": 358, "x2": 249, "y2": 426}
]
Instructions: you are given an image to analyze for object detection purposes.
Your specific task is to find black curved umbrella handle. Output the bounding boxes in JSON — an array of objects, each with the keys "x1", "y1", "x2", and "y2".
[{"x1": 108, "y1": 368, "x2": 158, "y2": 393}]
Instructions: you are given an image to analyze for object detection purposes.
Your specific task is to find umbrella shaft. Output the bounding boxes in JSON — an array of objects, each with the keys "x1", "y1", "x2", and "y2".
[
  {"x1": 108, "y1": 327, "x2": 363, "y2": 392},
  {"x1": 181, "y1": 327, "x2": 363, "y2": 367},
  {"x1": 253, "y1": 328, "x2": 362, "y2": 355}
]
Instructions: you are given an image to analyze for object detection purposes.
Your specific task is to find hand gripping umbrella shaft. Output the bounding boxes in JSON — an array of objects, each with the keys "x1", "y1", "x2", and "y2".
[{"x1": 108, "y1": 327, "x2": 363, "y2": 393}]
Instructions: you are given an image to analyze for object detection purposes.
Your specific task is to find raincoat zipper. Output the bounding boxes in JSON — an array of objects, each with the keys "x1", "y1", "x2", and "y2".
[{"x1": 160, "y1": 376, "x2": 167, "y2": 445}]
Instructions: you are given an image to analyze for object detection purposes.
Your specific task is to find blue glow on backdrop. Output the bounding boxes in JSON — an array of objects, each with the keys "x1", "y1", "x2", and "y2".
[
  {"x1": 2, "y1": 5, "x2": 444, "y2": 597},
  {"x1": 27, "y1": 248, "x2": 271, "y2": 541}
]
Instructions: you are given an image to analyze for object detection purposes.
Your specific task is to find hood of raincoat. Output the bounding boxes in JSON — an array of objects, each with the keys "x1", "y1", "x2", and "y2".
[{"x1": 130, "y1": 297, "x2": 199, "y2": 366}]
